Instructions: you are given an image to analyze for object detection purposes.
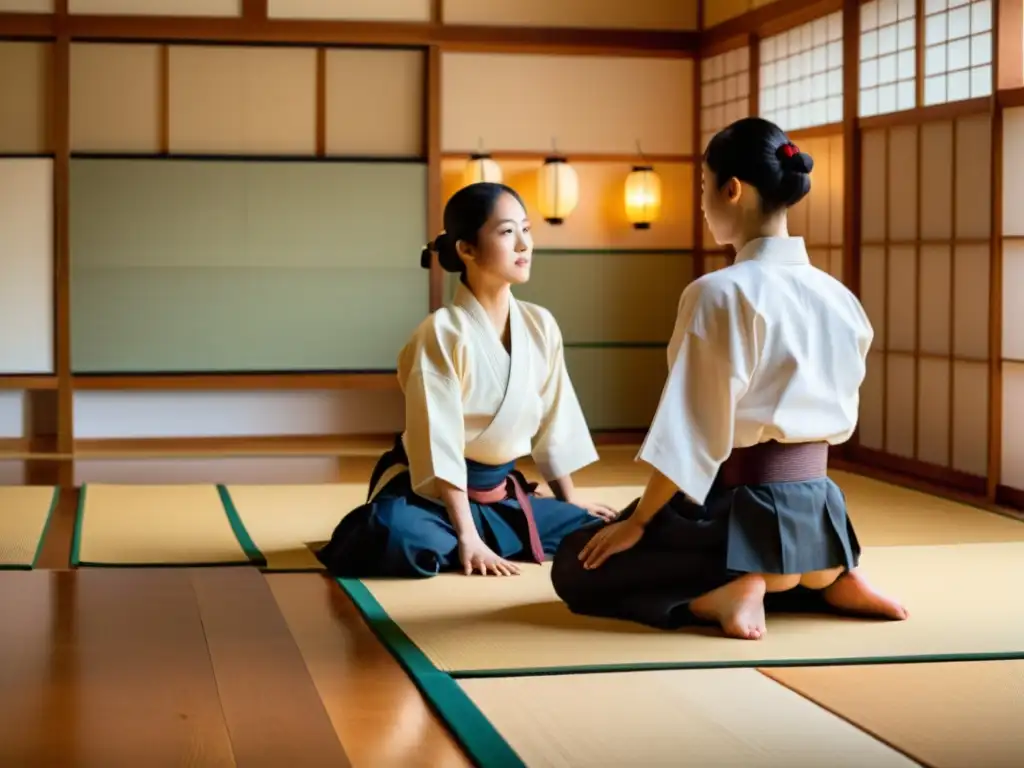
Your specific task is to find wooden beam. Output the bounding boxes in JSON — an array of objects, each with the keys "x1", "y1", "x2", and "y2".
[
  {"x1": 426, "y1": 45, "x2": 443, "y2": 310},
  {"x1": 441, "y1": 151, "x2": 697, "y2": 164},
  {"x1": 0, "y1": 12, "x2": 54, "y2": 37},
  {"x1": 701, "y1": 0, "x2": 842, "y2": 47},
  {"x1": 0, "y1": 376, "x2": 58, "y2": 390},
  {"x1": 0, "y1": 12, "x2": 699, "y2": 54},
  {"x1": 71, "y1": 372, "x2": 399, "y2": 391},
  {"x1": 53, "y1": 1, "x2": 72, "y2": 488},
  {"x1": 988, "y1": 1, "x2": 1005, "y2": 502}
]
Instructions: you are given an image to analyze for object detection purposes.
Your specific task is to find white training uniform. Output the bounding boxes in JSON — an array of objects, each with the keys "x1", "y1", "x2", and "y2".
[
  {"x1": 638, "y1": 236, "x2": 873, "y2": 505},
  {"x1": 398, "y1": 282, "x2": 599, "y2": 499}
]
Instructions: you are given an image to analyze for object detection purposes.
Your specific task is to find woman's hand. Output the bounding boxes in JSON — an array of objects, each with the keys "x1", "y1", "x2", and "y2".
[
  {"x1": 578, "y1": 520, "x2": 644, "y2": 570},
  {"x1": 458, "y1": 534, "x2": 521, "y2": 576},
  {"x1": 578, "y1": 501, "x2": 620, "y2": 522}
]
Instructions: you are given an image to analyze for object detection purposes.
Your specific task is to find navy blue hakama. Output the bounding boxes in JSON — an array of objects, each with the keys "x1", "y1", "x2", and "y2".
[{"x1": 316, "y1": 437, "x2": 603, "y2": 578}]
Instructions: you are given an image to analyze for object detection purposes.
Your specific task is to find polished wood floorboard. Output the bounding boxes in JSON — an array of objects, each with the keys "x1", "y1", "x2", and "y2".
[
  {"x1": 0, "y1": 567, "x2": 359, "y2": 767},
  {"x1": 268, "y1": 573, "x2": 471, "y2": 768}
]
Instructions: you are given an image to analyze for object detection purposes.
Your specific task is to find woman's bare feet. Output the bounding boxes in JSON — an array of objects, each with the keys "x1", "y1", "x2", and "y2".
[
  {"x1": 690, "y1": 574, "x2": 768, "y2": 640},
  {"x1": 822, "y1": 569, "x2": 909, "y2": 620}
]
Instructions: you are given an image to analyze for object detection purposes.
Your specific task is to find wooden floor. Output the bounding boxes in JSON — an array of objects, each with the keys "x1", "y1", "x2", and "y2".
[
  {"x1": 3, "y1": 454, "x2": 1021, "y2": 767},
  {"x1": 0, "y1": 566, "x2": 470, "y2": 768}
]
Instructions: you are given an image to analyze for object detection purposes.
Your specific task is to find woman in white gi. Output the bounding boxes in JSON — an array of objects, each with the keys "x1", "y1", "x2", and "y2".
[
  {"x1": 317, "y1": 182, "x2": 618, "y2": 578},
  {"x1": 551, "y1": 118, "x2": 909, "y2": 639}
]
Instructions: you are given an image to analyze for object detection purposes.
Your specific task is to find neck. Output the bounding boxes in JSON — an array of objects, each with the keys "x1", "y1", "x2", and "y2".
[
  {"x1": 731, "y1": 210, "x2": 788, "y2": 252},
  {"x1": 466, "y1": 277, "x2": 512, "y2": 333}
]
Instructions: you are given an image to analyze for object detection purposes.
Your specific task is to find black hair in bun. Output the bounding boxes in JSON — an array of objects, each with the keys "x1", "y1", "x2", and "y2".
[
  {"x1": 703, "y1": 117, "x2": 814, "y2": 214},
  {"x1": 419, "y1": 182, "x2": 526, "y2": 279}
]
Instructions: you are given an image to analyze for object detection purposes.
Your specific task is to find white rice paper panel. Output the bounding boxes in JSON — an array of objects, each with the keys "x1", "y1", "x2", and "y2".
[
  {"x1": 69, "y1": 0, "x2": 241, "y2": 15},
  {"x1": 916, "y1": 356, "x2": 950, "y2": 467},
  {"x1": 884, "y1": 353, "x2": 915, "y2": 458},
  {"x1": 1004, "y1": 241, "x2": 1024, "y2": 360},
  {"x1": 0, "y1": 392, "x2": 26, "y2": 439},
  {"x1": 919, "y1": 121, "x2": 954, "y2": 240},
  {"x1": 886, "y1": 245, "x2": 916, "y2": 352},
  {"x1": 268, "y1": 0, "x2": 430, "y2": 21},
  {"x1": 73, "y1": 390, "x2": 405, "y2": 439},
  {"x1": 860, "y1": 246, "x2": 887, "y2": 349},
  {"x1": 858, "y1": 350, "x2": 885, "y2": 450},
  {"x1": 952, "y1": 243, "x2": 990, "y2": 360},
  {"x1": 1002, "y1": 362, "x2": 1024, "y2": 490},
  {"x1": 917, "y1": 244, "x2": 951, "y2": 356},
  {"x1": 0, "y1": 159, "x2": 53, "y2": 375},
  {"x1": 951, "y1": 360, "x2": 988, "y2": 477}
]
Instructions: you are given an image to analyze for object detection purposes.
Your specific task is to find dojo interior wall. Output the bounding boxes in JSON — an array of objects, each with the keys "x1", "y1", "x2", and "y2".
[
  {"x1": 439, "y1": 52, "x2": 696, "y2": 432},
  {"x1": 0, "y1": 0, "x2": 701, "y2": 485}
]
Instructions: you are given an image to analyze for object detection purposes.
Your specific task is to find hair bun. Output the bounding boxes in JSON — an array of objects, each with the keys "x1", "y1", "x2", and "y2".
[
  {"x1": 777, "y1": 142, "x2": 813, "y2": 174},
  {"x1": 420, "y1": 242, "x2": 434, "y2": 269}
]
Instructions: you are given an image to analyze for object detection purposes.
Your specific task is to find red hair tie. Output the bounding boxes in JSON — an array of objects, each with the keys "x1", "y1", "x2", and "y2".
[{"x1": 780, "y1": 142, "x2": 800, "y2": 158}]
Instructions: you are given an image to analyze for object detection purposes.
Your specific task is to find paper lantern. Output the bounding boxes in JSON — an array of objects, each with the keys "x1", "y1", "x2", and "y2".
[
  {"x1": 624, "y1": 165, "x2": 662, "y2": 229},
  {"x1": 462, "y1": 153, "x2": 503, "y2": 186},
  {"x1": 536, "y1": 157, "x2": 579, "y2": 225}
]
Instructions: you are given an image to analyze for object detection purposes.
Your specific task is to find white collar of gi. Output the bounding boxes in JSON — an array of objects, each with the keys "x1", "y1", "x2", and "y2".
[{"x1": 733, "y1": 236, "x2": 811, "y2": 266}]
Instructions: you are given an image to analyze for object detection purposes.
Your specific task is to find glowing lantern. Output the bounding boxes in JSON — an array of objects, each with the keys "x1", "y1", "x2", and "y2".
[
  {"x1": 624, "y1": 165, "x2": 662, "y2": 229},
  {"x1": 462, "y1": 153, "x2": 502, "y2": 187},
  {"x1": 536, "y1": 156, "x2": 579, "y2": 225}
]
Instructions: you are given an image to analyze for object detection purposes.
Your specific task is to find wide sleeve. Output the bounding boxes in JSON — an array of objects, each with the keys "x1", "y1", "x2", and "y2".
[
  {"x1": 636, "y1": 280, "x2": 762, "y2": 505},
  {"x1": 530, "y1": 312, "x2": 600, "y2": 481},
  {"x1": 397, "y1": 320, "x2": 468, "y2": 497}
]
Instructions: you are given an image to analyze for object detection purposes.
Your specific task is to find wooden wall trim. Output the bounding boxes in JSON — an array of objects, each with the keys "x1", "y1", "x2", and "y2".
[
  {"x1": 845, "y1": 444, "x2": 989, "y2": 497},
  {"x1": 53, "y1": 0, "x2": 72, "y2": 488},
  {"x1": 0, "y1": 376, "x2": 58, "y2": 390},
  {"x1": 426, "y1": 45, "x2": 443, "y2": 311},
  {"x1": 989, "y1": 1, "x2": 1005, "y2": 502},
  {"x1": 702, "y1": 0, "x2": 843, "y2": 46},
  {"x1": 0, "y1": 12, "x2": 698, "y2": 55}
]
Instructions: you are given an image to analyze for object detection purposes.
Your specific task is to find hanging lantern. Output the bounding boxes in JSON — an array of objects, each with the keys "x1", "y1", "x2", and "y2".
[
  {"x1": 462, "y1": 153, "x2": 502, "y2": 187},
  {"x1": 624, "y1": 164, "x2": 662, "y2": 229},
  {"x1": 536, "y1": 156, "x2": 579, "y2": 225}
]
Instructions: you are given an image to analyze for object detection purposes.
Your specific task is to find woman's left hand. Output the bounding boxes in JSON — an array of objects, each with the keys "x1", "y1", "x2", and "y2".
[
  {"x1": 578, "y1": 501, "x2": 620, "y2": 522},
  {"x1": 578, "y1": 520, "x2": 644, "y2": 569}
]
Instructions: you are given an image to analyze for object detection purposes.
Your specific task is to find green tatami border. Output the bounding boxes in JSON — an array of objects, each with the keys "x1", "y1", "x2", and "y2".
[
  {"x1": 215, "y1": 484, "x2": 324, "y2": 572},
  {"x1": 69, "y1": 483, "x2": 266, "y2": 569},
  {"x1": 0, "y1": 487, "x2": 61, "y2": 571},
  {"x1": 337, "y1": 577, "x2": 526, "y2": 768}
]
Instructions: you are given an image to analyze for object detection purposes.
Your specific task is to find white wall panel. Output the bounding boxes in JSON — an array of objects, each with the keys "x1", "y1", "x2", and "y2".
[{"x1": 0, "y1": 159, "x2": 53, "y2": 375}]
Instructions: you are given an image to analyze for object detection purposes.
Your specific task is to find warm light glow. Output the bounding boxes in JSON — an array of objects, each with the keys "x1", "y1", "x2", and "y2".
[
  {"x1": 462, "y1": 154, "x2": 502, "y2": 186},
  {"x1": 624, "y1": 165, "x2": 662, "y2": 229},
  {"x1": 536, "y1": 157, "x2": 579, "y2": 225}
]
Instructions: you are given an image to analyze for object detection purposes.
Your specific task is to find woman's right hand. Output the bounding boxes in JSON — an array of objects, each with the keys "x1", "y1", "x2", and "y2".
[{"x1": 458, "y1": 534, "x2": 521, "y2": 576}]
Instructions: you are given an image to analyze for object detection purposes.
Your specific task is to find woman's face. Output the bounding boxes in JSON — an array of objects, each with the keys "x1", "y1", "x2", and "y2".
[
  {"x1": 459, "y1": 192, "x2": 533, "y2": 286},
  {"x1": 701, "y1": 162, "x2": 744, "y2": 246}
]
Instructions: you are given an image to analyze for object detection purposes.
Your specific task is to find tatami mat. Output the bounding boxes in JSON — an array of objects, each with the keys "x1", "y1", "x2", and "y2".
[
  {"x1": 831, "y1": 470, "x2": 1024, "y2": 545},
  {"x1": 342, "y1": 541, "x2": 1024, "y2": 675},
  {"x1": 455, "y1": 668, "x2": 919, "y2": 767},
  {"x1": 72, "y1": 484, "x2": 254, "y2": 567},
  {"x1": 0, "y1": 486, "x2": 58, "y2": 569},
  {"x1": 762, "y1": 661, "x2": 1024, "y2": 767},
  {"x1": 222, "y1": 483, "x2": 366, "y2": 571}
]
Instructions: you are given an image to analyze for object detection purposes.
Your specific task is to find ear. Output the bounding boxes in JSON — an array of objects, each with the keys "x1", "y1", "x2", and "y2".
[
  {"x1": 725, "y1": 177, "x2": 743, "y2": 204},
  {"x1": 455, "y1": 238, "x2": 475, "y2": 263}
]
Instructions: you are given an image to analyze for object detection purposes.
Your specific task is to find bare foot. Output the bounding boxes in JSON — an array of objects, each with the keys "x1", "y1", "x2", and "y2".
[
  {"x1": 823, "y1": 569, "x2": 909, "y2": 620},
  {"x1": 690, "y1": 574, "x2": 768, "y2": 640}
]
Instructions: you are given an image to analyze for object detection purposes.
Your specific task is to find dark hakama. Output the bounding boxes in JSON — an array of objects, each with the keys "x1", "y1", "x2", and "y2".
[
  {"x1": 550, "y1": 443, "x2": 861, "y2": 629},
  {"x1": 316, "y1": 436, "x2": 602, "y2": 578}
]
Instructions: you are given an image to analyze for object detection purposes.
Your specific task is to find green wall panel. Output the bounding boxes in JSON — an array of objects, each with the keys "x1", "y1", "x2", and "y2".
[
  {"x1": 513, "y1": 251, "x2": 693, "y2": 343},
  {"x1": 70, "y1": 158, "x2": 428, "y2": 372},
  {"x1": 565, "y1": 347, "x2": 667, "y2": 431}
]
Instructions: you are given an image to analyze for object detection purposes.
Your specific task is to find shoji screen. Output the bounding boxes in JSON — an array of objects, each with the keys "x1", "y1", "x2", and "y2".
[
  {"x1": 857, "y1": 115, "x2": 992, "y2": 490},
  {"x1": 1000, "y1": 107, "x2": 1024, "y2": 503}
]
